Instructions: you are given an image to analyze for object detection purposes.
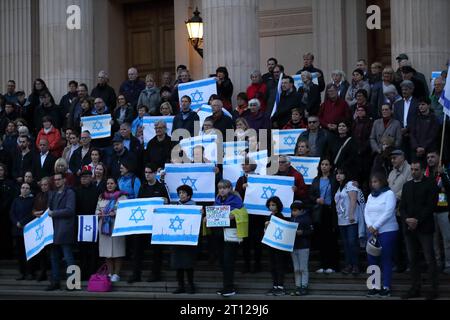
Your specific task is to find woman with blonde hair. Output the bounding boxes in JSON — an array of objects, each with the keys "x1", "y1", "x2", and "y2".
[
  {"x1": 53, "y1": 158, "x2": 76, "y2": 187},
  {"x1": 137, "y1": 74, "x2": 160, "y2": 116}
]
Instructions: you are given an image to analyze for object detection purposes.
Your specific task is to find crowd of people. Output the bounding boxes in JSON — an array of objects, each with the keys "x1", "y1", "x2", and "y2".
[{"x1": 0, "y1": 52, "x2": 449, "y2": 299}]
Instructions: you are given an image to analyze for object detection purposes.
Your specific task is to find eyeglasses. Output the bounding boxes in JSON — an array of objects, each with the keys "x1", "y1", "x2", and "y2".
[{"x1": 308, "y1": 121, "x2": 318, "y2": 124}]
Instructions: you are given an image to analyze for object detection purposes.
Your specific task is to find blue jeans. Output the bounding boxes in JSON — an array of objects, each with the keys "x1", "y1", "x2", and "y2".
[
  {"x1": 367, "y1": 231, "x2": 398, "y2": 289},
  {"x1": 340, "y1": 224, "x2": 359, "y2": 266},
  {"x1": 50, "y1": 244, "x2": 75, "y2": 283}
]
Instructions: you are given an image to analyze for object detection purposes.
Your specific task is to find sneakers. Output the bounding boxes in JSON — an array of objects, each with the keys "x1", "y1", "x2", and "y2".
[
  {"x1": 110, "y1": 274, "x2": 120, "y2": 282},
  {"x1": 290, "y1": 287, "x2": 301, "y2": 296},
  {"x1": 342, "y1": 265, "x2": 352, "y2": 275},
  {"x1": 273, "y1": 287, "x2": 286, "y2": 296},
  {"x1": 266, "y1": 286, "x2": 277, "y2": 296},
  {"x1": 324, "y1": 268, "x2": 335, "y2": 274},
  {"x1": 221, "y1": 289, "x2": 236, "y2": 297},
  {"x1": 366, "y1": 289, "x2": 380, "y2": 297},
  {"x1": 315, "y1": 268, "x2": 325, "y2": 273},
  {"x1": 379, "y1": 288, "x2": 391, "y2": 297}
]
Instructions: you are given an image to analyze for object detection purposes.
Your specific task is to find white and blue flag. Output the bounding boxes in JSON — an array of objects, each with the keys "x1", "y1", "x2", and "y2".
[
  {"x1": 81, "y1": 114, "x2": 111, "y2": 139},
  {"x1": 164, "y1": 163, "x2": 216, "y2": 202},
  {"x1": 143, "y1": 116, "x2": 174, "y2": 146},
  {"x1": 179, "y1": 134, "x2": 218, "y2": 163},
  {"x1": 244, "y1": 174, "x2": 294, "y2": 217},
  {"x1": 262, "y1": 215, "x2": 298, "y2": 252},
  {"x1": 24, "y1": 210, "x2": 53, "y2": 261},
  {"x1": 439, "y1": 66, "x2": 450, "y2": 117},
  {"x1": 179, "y1": 78, "x2": 217, "y2": 110},
  {"x1": 292, "y1": 73, "x2": 319, "y2": 90},
  {"x1": 272, "y1": 129, "x2": 306, "y2": 155},
  {"x1": 223, "y1": 156, "x2": 245, "y2": 188},
  {"x1": 248, "y1": 150, "x2": 268, "y2": 176},
  {"x1": 151, "y1": 205, "x2": 203, "y2": 246},
  {"x1": 112, "y1": 198, "x2": 165, "y2": 237},
  {"x1": 77, "y1": 215, "x2": 98, "y2": 242},
  {"x1": 289, "y1": 156, "x2": 321, "y2": 185},
  {"x1": 195, "y1": 104, "x2": 233, "y2": 130},
  {"x1": 223, "y1": 141, "x2": 248, "y2": 159}
]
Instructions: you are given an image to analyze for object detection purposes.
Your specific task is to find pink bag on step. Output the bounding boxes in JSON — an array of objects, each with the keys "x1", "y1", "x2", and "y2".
[{"x1": 87, "y1": 264, "x2": 112, "y2": 292}]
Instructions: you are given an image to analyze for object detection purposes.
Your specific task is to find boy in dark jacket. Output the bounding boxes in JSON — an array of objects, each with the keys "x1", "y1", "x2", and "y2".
[{"x1": 290, "y1": 201, "x2": 313, "y2": 296}]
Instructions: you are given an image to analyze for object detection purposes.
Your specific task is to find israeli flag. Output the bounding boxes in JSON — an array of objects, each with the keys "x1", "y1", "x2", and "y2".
[
  {"x1": 271, "y1": 73, "x2": 284, "y2": 118},
  {"x1": 223, "y1": 156, "x2": 245, "y2": 188},
  {"x1": 248, "y1": 150, "x2": 268, "y2": 175},
  {"x1": 244, "y1": 174, "x2": 294, "y2": 217},
  {"x1": 439, "y1": 66, "x2": 450, "y2": 117},
  {"x1": 112, "y1": 198, "x2": 165, "y2": 237},
  {"x1": 151, "y1": 205, "x2": 203, "y2": 246},
  {"x1": 272, "y1": 129, "x2": 306, "y2": 155},
  {"x1": 195, "y1": 104, "x2": 233, "y2": 130},
  {"x1": 78, "y1": 215, "x2": 98, "y2": 242},
  {"x1": 224, "y1": 141, "x2": 248, "y2": 159},
  {"x1": 179, "y1": 78, "x2": 217, "y2": 110},
  {"x1": 262, "y1": 215, "x2": 298, "y2": 252},
  {"x1": 24, "y1": 210, "x2": 53, "y2": 261},
  {"x1": 164, "y1": 163, "x2": 216, "y2": 202},
  {"x1": 143, "y1": 116, "x2": 174, "y2": 146},
  {"x1": 292, "y1": 73, "x2": 319, "y2": 89},
  {"x1": 81, "y1": 115, "x2": 111, "y2": 139},
  {"x1": 179, "y1": 134, "x2": 218, "y2": 163},
  {"x1": 289, "y1": 157, "x2": 321, "y2": 185}
]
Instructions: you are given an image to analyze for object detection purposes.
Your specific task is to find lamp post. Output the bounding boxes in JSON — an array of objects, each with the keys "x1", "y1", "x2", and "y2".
[{"x1": 185, "y1": 7, "x2": 203, "y2": 58}]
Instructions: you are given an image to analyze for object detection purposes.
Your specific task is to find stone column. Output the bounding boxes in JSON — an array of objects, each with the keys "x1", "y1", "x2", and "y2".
[
  {"x1": 202, "y1": 0, "x2": 259, "y2": 102},
  {"x1": 0, "y1": 0, "x2": 38, "y2": 94},
  {"x1": 391, "y1": 0, "x2": 450, "y2": 86},
  {"x1": 39, "y1": 0, "x2": 95, "y2": 101}
]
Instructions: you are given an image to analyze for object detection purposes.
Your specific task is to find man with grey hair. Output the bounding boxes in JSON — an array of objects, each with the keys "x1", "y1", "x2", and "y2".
[
  {"x1": 393, "y1": 80, "x2": 419, "y2": 161},
  {"x1": 298, "y1": 71, "x2": 321, "y2": 115},
  {"x1": 91, "y1": 70, "x2": 117, "y2": 110},
  {"x1": 394, "y1": 54, "x2": 429, "y2": 96},
  {"x1": 144, "y1": 120, "x2": 174, "y2": 171},
  {"x1": 431, "y1": 77, "x2": 446, "y2": 125},
  {"x1": 296, "y1": 52, "x2": 325, "y2": 92},
  {"x1": 119, "y1": 67, "x2": 146, "y2": 108},
  {"x1": 330, "y1": 70, "x2": 349, "y2": 99}
]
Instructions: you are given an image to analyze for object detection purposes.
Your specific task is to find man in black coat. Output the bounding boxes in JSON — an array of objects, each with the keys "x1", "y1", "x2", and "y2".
[
  {"x1": 33, "y1": 139, "x2": 57, "y2": 181},
  {"x1": 400, "y1": 160, "x2": 439, "y2": 300},
  {"x1": 172, "y1": 95, "x2": 200, "y2": 139},
  {"x1": 108, "y1": 133, "x2": 137, "y2": 180},
  {"x1": 91, "y1": 71, "x2": 117, "y2": 110},
  {"x1": 272, "y1": 76, "x2": 302, "y2": 129},
  {"x1": 46, "y1": 172, "x2": 76, "y2": 291},
  {"x1": 205, "y1": 98, "x2": 234, "y2": 141},
  {"x1": 128, "y1": 163, "x2": 169, "y2": 283},
  {"x1": 12, "y1": 135, "x2": 33, "y2": 183},
  {"x1": 75, "y1": 169, "x2": 100, "y2": 280},
  {"x1": 144, "y1": 120, "x2": 174, "y2": 170},
  {"x1": 296, "y1": 52, "x2": 325, "y2": 93}
]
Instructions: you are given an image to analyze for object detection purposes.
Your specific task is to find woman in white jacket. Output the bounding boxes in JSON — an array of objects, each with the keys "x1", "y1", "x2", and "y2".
[{"x1": 364, "y1": 172, "x2": 399, "y2": 298}]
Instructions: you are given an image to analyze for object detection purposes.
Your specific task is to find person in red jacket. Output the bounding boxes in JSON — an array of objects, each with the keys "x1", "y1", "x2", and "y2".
[
  {"x1": 283, "y1": 108, "x2": 308, "y2": 130},
  {"x1": 276, "y1": 155, "x2": 308, "y2": 201},
  {"x1": 246, "y1": 71, "x2": 267, "y2": 113},
  {"x1": 35, "y1": 116, "x2": 64, "y2": 158},
  {"x1": 318, "y1": 84, "x2": 352, "y2": 134}
]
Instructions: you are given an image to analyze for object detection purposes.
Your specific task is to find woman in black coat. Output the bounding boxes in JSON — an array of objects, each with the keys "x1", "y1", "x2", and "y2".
[
  {"x1": 9, "y1": 183, "x2": 35, "y2": 280},
  {"x1": 309, "y1": 158, "x2": 340, "y2": 273}
]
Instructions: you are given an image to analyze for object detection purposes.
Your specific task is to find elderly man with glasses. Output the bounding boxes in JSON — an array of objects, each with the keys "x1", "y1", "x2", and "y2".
[
  {"x1": 275, "y1": 155, "x2": 308, "y2": 201},
  {"x1": 144, "y1": 121, "x2": 174, "y2": 171},
  {"x1": 91, "y1": 70, "x2": 117, "y2": 110},
  {"x1": 295, "y1": 116, "x2": 329, "y2": 158}
]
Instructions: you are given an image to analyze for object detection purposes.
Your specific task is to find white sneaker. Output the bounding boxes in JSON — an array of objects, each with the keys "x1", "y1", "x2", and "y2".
[
  {"x1": 110, "y1": 274, "x2": 120, "y2": 282},
  {"x1": 316, "y1": 268, "x2": 325, "y2": 273},
  {"x1": 324, "y1": 268, "x2": 335, "y2": 274}
]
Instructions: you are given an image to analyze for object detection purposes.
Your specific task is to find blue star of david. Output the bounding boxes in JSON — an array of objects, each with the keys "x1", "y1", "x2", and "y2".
[
  {"x1": 129, "y1": 206, "x2": 147, "y2": 224},
  {"x1": 261, "y1": 186, "x2": 277, "y2": 199},
  {"x1": 191, "y1": 90, "x2": 204, "y2": 104},
  {"x1": 181, "y1": 176, "x2": 198, "y2": 191},
  {"x1": 92, "y1": 120, "x2": 104, "y2": 131},
  {"x1": 35, "y1": 224, "x2": 44, "y2": 241},
  {"x1": 283, "y1": 136, "x2": 297, "y2": 147},
  {"x1": 297, "y1": 165, "x2": 309, "y2": 177},
  {"x1": 84, "y1": 225, "x2": 92, "y2": 232},
  {"x1": 169, "y1": 215, "x2": 184, "y2": 232},
  {"x1": 274, "y1": 227, "x2": 283, "y2": 241}
]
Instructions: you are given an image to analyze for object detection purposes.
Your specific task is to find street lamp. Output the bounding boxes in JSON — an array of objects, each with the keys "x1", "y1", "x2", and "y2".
[{"x1": 185, "y1": 7, "x2": 203, "y2": 58}]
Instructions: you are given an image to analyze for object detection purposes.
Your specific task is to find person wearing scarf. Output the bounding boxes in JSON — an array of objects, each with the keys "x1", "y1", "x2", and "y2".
[
  {"x1": 364, "y1": 172, "x2": 399, "y2": 297},
  {"x1": 35, "y1": 116, "x2": 63, "y2": 158},
  {"x1": 96, "y1": 177, "x2": 128, "y2": 282},
  {"x1": 137, "y1": 74, "x2": 161, "y2": 116}
]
